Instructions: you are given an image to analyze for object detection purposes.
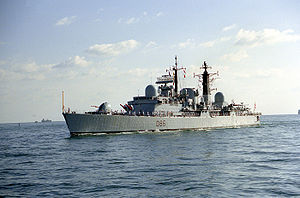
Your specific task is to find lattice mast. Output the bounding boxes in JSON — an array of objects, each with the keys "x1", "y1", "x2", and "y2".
[{"x1": 194, "y1": 61, "x2": 218, "y2": 106}]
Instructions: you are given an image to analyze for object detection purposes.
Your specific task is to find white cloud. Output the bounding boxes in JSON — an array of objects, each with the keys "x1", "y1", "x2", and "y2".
[
  {"x1": 118, "y1": 11, "x2": 162, "y2": 25},
  {"x1": 117, "y1": 18, "x2": 122, "y2": 23},
  {"x1": 156, "y1": 12, "x2": 163, "y2": 17},
  {"x1": 97, "y1": 8, "x2": 104, "y2": 14},
  {"x1": 22, "y1": 62, "x2": 39, "y2": 72},
  {"x1": 220, "y1": 37, "x2": 231, "y2": 42},
  {"x1": 87, "y1": 40, "x2": 139, "y2": 56},
  {"x1": 29, "y1": 73, "x2": 46, "y2": 80},
  {"x1": 222, "y1": 24, "x2": 236, "y2": 32},
  {"x1": 222, "y1": 50, "x2": 248, "y2": 62},
  {"x1": 231, "y1": 67, "x2": 284, "y2": 80},
  {"x1": 118, "y1": 17, "x2": 140, "y2": 24},
  {"x1": 221, "y1": 28, "x2": 300, "y2": 62},
  {"x1": 16, "y1": 61, "x2": 52, "y2": 74},
  {"x1": 54, "y1": 56, "x2": 90, "y2": 69},
  {"x1": 127, "y1": 68, "x2": 149, "y2": 77},
  {"x1": 55, "y1": 16, "x2": 77, "y2": 26},
  {"x1": 142, "y1": 41, "x2": 159, "y2": 54},
  {"x1": 126, "y1": 17, "x2": 140, "y2": 24},
  {"x1": 174, "y1": 36, "x2": 231, "y2": 49},
  {"x1": 145, "y1": 41, "x2": 158, "y2": 48},
  {"x1": 0, "y1": 68, "x2": 24, "y2": 81},
  {"x1": 0, "y1": 60, "x2": 52, "y2": 81},
  {"x1": 200, "y1": 40, "x2": 216, "y2": 48},
  {"x1": 172, "y1": 39, "x2": 195, "y2": 49},
  {"x1": 73, "y1": 56, "x2": 90, "y2": 67},
  {"x1": 200, "y1": 36, "x2": 231, "y2": 48},
  {"x1": 235, "y1": 28, "x2": 300, "y2": 47},
  {"x1": 178, "y1": 39, "x2": 195, "y2": 49}
]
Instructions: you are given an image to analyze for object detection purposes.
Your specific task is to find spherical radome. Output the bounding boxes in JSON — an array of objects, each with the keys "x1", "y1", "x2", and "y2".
[
  {"x1": 98, "y1": 102, "x2": 112, "y2": 113},
  {"x1": 215, "y1": 92, "x2": 224, "y2": 103},
  {"x1": 145, "y1": 85, "x2": 157, "y2": 97}
]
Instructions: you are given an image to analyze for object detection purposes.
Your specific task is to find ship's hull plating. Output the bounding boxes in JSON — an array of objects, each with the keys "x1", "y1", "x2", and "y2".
[{"x1": 63, "y1": 113, "x2": 260, "y2": 135}]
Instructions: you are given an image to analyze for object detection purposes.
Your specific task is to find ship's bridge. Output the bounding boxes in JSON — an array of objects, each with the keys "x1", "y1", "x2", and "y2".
[{"x1": 127, "y1": 83, "x2": 181, "y2": 115}]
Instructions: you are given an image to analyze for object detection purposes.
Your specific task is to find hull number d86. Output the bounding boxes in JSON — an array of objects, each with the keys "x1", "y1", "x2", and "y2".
[{"x1": 156, "y1": 120, "x2": 166, "y2": 127}]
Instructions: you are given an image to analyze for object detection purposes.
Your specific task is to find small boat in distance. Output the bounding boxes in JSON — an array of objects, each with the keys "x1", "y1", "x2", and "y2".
[{"x1": 41, "y1": 118, "x2": 52, "y2": 123}]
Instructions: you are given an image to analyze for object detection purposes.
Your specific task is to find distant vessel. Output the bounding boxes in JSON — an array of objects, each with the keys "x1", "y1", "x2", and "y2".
[
  {"x1": 41, "y1": 118, "x2": 52, "y2": 123},
  {"x1": 63, "y1": 57, "x2": 261, "y2": 135},
  {"x1": 298, "y1": 109, "x2": 300, "y2": 115}
]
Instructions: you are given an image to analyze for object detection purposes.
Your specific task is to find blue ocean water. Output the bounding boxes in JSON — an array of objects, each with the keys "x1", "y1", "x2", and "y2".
[{"x1": 0, "y1": 115, "x2": 299, "y2": 197}]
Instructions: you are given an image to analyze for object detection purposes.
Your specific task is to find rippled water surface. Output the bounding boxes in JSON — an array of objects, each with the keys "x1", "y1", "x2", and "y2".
[{"x1": 1, "y1": 115, "x2": 300, "y2": 197}]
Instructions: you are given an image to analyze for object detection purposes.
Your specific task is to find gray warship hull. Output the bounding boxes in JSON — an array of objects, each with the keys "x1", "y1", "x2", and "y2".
[
  {"x1": 63, "y1": 113, "x2": 260, "y2": 135},
  {"x1": 62, "y1": 58, "x2": 262, "y2": 135}
]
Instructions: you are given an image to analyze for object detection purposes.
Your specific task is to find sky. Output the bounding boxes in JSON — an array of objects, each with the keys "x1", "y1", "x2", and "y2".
[{"x1": 0, "y1": 0, "x2": 300, "y2": 123}]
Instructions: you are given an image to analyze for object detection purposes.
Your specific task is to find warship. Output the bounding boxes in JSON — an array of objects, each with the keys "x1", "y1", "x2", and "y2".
[{"x1": 63, "y1": 57, "x2": 261, "y2": 135}]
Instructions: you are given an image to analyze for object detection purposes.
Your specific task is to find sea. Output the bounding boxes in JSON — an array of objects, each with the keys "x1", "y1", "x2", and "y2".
[{"x1": 0, "y1": 114, "x2": 299, "y2": 197}]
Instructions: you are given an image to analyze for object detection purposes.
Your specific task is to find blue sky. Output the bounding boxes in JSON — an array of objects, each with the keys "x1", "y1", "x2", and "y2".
[{"x1": 0, "y1": 0, "x2": 300, "y2": 123}]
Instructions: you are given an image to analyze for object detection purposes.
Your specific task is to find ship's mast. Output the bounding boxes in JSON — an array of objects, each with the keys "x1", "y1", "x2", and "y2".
[
  {"x1": 62, "y1": 90, "x2": 65, "y2": 113},
  {"x1": 193, "y1": 61, "x2": 218, "y2": 107},
  {"x1": 171, "y1": 56, "x2": 186, "y2": 96},
  {"x1": 164, "y1": 56, "x2": 185, "y2": 96},
  {"x1": 202, "y1": 61, "x2": 211, "y2": 106},
  {"x1": 174, "y1": 56, "x2": 178, "y2": 95},
  {"x1": 202, "y1": 61, "x2": 210, "y2": 97}
]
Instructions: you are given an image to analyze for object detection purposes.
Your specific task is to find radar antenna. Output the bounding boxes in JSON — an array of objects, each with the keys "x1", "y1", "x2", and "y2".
[
  {"x1": 193, "y1": 61, "x2": 219, "y2": 106},
  {"x1": 166, "y1": 56, "x2": 186, "y2": 95}
]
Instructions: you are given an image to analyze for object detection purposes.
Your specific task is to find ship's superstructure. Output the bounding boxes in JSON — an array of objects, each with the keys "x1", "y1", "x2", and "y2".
[{"x1": 63, "y1": 57, "x2": 261, "y2": 135}]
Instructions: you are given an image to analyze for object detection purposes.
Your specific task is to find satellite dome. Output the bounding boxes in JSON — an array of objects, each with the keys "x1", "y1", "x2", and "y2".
[
  {"x1": 180, "y1": 88, "x2": 195, "y2": 99},
  {"x1": 186, "y1": 88, "x2": 195, "y2": 99},
  {"x1": 145, "y1": 85, "x2": 156, "y2": 97},
  {"x1": 215, "y1": 92, "x2": 224, "y2": 103},
  {"x1": 98, "y1": 102, "x2": 112, "y2": 113}
]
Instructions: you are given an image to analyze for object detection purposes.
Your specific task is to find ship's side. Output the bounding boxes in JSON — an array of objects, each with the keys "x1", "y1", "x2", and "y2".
[{"x1": 63, "y1": 113, "x2": 260, "y2": 135}]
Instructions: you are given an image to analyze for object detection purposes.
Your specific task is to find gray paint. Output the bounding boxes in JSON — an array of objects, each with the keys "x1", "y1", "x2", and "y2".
[
  {"x1": 64, "y1": 112, "x2": 260, "y2": 134},
  {"x1": 63, "y1": 59, "x2": 261, "y2": 135}
]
